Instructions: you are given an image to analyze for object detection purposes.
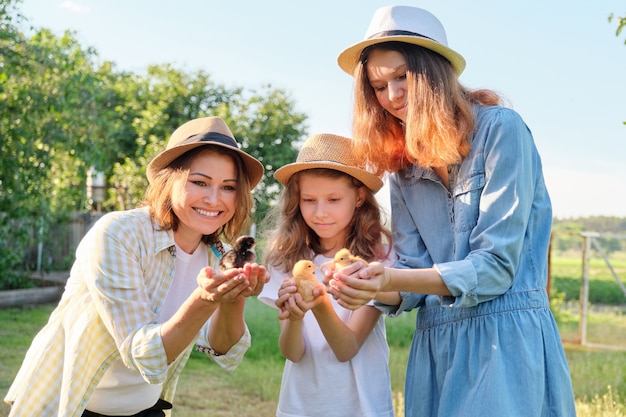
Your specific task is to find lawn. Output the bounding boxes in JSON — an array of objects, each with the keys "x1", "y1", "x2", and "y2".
[{"x1": 1, "y1": 254, "x2": 625, "y2": 416}]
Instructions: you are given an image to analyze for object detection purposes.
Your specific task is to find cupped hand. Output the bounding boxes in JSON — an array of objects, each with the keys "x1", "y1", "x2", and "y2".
[
  {"x1": 196, "y1": 266, "x2": 249, "y2": 303},
  {"x1": 240, "y1": 263, "x2": 270, "y2": 297},
  {"x1": 275, "y1": 277, "x2": 325, "y2": 320},
  {"x1": 326, "y1": 262, "x2": 387, "y2": 310},
  {"x1": 319, "y1": 258, "x2": 364, "y2": 285}
]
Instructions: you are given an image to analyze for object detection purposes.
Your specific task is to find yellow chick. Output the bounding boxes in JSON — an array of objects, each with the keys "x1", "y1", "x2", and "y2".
[
  {"x1": 292, "y1": 259, "x2": 318, "y2": 302},
  {"x1": 334, "y1": 248, "x2": 367, "y2": 269}
]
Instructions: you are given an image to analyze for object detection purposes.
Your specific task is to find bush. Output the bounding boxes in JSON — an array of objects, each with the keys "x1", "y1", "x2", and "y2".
[{"x1": 553, "y1": 276, "x2": 626, "y2": 305}]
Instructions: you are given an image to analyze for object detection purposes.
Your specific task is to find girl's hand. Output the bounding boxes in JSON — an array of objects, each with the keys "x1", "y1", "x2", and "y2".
[
  {"x1": 326, "y1": 262, "x2": 387, "y2": 310},
  {"x1": 275, "y1": 278, "x2": 325, "y2": 320},
  {"x1": 275, "y1": 278, "x2": 301, "y2": 320}
]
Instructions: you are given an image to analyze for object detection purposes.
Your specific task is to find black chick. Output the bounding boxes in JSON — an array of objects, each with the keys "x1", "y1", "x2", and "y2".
[{"x1": 218, "y1": 235, "x2": 257, "y2": 271}]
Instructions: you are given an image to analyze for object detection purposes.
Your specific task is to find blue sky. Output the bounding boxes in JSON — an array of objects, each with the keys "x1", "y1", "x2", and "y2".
[{"x1": 18, "y1": 0, "x2": 626, "y2": 219}]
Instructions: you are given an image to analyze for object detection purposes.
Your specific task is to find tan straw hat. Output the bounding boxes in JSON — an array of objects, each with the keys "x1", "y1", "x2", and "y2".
[
  {"x1": 337, "y1": 5, "x2": 466, "y2": 76},
  {"x1": 274, "y1": 133, "x2": 383, "y2": 193},
  {"x1": 146, "y1": 116, "x2": 264, "y2": 188}
]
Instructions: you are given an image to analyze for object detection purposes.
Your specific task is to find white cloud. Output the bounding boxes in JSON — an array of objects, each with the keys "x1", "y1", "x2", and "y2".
[{"x1": 59, "y1": 0, "x2": 89, "y2": 13}]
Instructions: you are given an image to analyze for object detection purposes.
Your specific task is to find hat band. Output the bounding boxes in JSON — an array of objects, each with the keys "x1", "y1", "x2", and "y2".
[
  {"x1": 367, "y1": 29, "x2": 437, "y2": 43},
  {"x1": 179, "y1": 132, "x2": 240, "y2": 149},
  {"x1": 299, "y1": 159, "x2": 351, "y2": 167}
]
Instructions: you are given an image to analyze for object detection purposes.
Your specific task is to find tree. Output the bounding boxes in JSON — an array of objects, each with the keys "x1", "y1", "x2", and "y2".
[
  {"x1": 0, "y1": 0, "x2": 31, "y2": 286},
  {"x1": 1, "y1": 23, "x2": 132, "y2": 269},
  {"x1": 609, "y1": 12, "x2": 626, "y2": 125},
  {"x1": 1, "y1": 1, "x2": 308, "y2": 286},
  {"x1": 609, "y1": 13, "x2": 626, "y2": 44}
]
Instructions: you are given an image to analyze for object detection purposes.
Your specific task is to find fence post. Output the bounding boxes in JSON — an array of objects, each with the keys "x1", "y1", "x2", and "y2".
[
  {"x1": 547, "y1": 231, "x2": 552, "y2": 299},
  {"x1": 578, "y1": 233, "x2": 592, "y2": 345}
]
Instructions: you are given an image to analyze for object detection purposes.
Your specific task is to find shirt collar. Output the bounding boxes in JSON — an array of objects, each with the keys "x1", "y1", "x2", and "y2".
[{"x1": 152, "y1": 221, "x2": 176, "y2": 257}]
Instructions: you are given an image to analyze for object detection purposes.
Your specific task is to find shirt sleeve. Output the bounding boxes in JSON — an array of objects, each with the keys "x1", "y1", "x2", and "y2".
[
  {"x1": 374, "y1": 292, "x2": 424, "y2": 317},
  {"x1": 195, "y1": 323, "x2": 251, "y2": 371}
]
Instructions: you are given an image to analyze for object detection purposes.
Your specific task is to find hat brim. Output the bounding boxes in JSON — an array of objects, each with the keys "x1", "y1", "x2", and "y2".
[
  {"x1": 274, "y1": 161, "x2": 383, "y2": 193},
  {"x1": 337, "y1": 35, "x2": 466, "y2": 76},
  {"x1": 146, "y1": 142, "x2": 264, "y2": 188}
]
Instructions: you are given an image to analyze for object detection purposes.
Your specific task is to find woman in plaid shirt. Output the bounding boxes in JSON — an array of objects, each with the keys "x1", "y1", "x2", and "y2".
[{"x1": 5, "y1": 116, "x2": 268, "y2": 417}]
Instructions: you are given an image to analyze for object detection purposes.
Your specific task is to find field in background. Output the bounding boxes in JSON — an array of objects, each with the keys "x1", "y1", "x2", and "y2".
[{"x1": 1, "y1": 254, "x2": 625, "y2": 416}]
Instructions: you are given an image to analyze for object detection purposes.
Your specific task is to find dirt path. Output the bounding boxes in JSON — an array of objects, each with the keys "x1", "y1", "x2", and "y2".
[{"x1": 174, "y1": 367, "x2": 277, "y2": 416}]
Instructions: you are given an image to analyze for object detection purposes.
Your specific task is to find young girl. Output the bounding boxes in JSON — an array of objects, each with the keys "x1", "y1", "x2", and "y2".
[
  {"x1": 258, "y1": 133, "x2": 395, "y2": 417},
  {"x1": 328, "y1": 5, "x2": 576, "y2": 417},
  {"x1": 5, "y1": 116, "x2": 268, "y2": 417}
]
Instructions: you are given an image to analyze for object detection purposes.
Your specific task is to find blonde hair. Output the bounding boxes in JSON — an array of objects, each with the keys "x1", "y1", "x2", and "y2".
[
  {"x1": 262, "y1": 168, "x2": 392, "y2": 273},
  {"x1": 352, "y1": 42, "x2": 501, "y2": 174},
  {"x1": 141, "y1": 146, "x2": 253, "y2": 245}
]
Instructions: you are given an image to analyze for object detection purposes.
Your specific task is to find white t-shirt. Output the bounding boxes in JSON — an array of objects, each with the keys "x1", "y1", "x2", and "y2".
[
  {"x1": 258, "y1": 252, "x2": 395, "y2": 417},
  {"x1": 86, "y1": 242, "x2": 207, "y2": 415}
]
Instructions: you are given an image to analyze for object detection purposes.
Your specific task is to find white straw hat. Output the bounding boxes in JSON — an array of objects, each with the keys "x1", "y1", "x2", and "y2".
[{"x1": 337, "y1": 5, "x2": 466, "y2": 76}]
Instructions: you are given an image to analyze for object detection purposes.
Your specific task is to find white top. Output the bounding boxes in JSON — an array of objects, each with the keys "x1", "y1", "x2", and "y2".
[
  {"x1": 86, "y1": 242, "x2": 207, "y2": 415},
  {"x1": 258, "y1": 253, "x2": 395, "y2": 417}
]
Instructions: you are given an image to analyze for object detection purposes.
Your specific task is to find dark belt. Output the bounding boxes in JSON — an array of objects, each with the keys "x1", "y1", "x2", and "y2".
[{"x1": 82, "y1": 399, "x2": 173, "y2": 417}]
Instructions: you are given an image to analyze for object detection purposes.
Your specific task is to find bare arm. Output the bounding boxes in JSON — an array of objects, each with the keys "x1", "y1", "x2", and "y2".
[
  {"x1": 327, "y1": 262, "x2": 451, "y2": 310},
  {"x1": 207, "y1": 263, "x2": 268, "y2": 354},
  {"x1": 373, "y1": 291, "x2": 402, "y2": 306},
  {"x1": 275, "y1": 278, "x2": 307, "y2": 361},
  {"x1": 161, "y1": 263, "x2": 268, "y2": 363},
  {"x1": 160, "y1": 268, "x2": 246, "y2": 363},
  {"x1": 311, "y1": 296, "x2": 381, "y2": 362},
  {"x1": 278, "y1": 317, "x2": 306, "y2": 362},
  {"x1": 275, "y1": 276, "x2": 380, "y2": 362}
]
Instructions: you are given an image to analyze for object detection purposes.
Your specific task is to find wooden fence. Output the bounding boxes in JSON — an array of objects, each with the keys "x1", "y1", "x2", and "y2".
[{"x1": 577, "y1": 232, "x2": 626, "y2": 351}]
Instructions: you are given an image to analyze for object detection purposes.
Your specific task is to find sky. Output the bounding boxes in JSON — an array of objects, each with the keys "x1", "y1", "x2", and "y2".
[{"x1": 16, "y1": 0, "x2": 626, "y2": 219}]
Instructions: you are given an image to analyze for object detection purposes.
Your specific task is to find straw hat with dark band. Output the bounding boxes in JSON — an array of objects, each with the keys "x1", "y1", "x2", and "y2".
[
  {"x1": 146, "y1": 116, "x2": 264, "y2": 188},
  {"x1": 274, "y1": 133, "x2": 383, "y2": 193},
  {"x1": 337, "y1": 5, "x2": 466, "y2": 76}
]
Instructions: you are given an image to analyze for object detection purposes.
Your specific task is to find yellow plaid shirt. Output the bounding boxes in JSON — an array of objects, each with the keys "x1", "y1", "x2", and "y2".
[{"x1": 4, "y1": 207, "x2": 250, "y2": 417}]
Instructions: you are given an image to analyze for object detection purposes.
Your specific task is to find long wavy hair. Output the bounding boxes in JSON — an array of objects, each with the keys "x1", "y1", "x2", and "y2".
[
  {"x1": 141, "y1": 146, "x2": 253, "y2": 246},
  {"x1": 352, "y1": 42, "x2": 501, "y2": 174},
  {"x1": 262, "y1": 168, "x2": 392, "y2": 274}
]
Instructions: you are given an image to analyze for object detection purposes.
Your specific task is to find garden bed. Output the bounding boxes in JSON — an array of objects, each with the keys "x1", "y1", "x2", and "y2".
[{"x1": 0, "y1": 272, "x2": 68, "y2": 309}]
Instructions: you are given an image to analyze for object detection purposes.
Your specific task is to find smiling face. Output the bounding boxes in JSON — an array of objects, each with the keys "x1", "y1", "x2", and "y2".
[
  {"x1": 171, "y1": 149, "x2": 238, "y2": 253},
  {"x1": 366, "y1": 48, "x2": 409, "y2": 122},
  {"x1": 297, "y1": 172, "x2": 365, "y2": 256}
]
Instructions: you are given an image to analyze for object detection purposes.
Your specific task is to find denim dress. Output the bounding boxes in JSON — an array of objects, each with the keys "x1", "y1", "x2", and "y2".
[{"x1": 380, "y1": 105, "x2": 577, "y2": 416}]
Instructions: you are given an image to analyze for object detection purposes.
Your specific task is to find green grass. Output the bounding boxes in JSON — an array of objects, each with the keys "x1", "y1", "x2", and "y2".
[
  {"x1": 551, "y1": 254, "x2": 626, "y2": 305},
  {"x1": 2, "y1": 254, "x2": 626, "y2": 416},
  {"x1": 0, "y1": 304, "x2": 55, "y2": 396}
]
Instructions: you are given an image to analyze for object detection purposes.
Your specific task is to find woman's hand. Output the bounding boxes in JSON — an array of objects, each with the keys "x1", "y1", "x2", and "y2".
[
  {"x1": 200, "y1": 263, "x2": 269, "y2": 303},
  {"x1": 325, "y1": 262, "x2": 388, "y2": 310},
  {"x1": 240, "y1": 263, "x2": 269, "y2": 297},
  {"x1": 196, "y1": 266, "x2": 249, "y2": 303},
  {"x1": 319, "y1": 256, "x2": 367, "y2": 285}
]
